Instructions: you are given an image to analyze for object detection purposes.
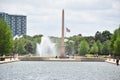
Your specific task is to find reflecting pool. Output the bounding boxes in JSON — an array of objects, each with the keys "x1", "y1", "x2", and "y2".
[{"x1": 0, "y1": 61, "x2": 120, "y2": 80}]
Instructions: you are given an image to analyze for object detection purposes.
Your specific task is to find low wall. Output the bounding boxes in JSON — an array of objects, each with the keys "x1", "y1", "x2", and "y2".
[
  {"x1": 19, "y1": 56, "x2": 50, "y2": 61},
  {"x1": 80, "y1": 57, "x2": 105, "y2": 62},
  {"x1": 19, "y1": 56, "x2": 105, "y2": 62}
]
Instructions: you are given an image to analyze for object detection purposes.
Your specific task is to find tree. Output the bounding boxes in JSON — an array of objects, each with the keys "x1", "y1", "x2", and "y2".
[
  {"x1": 113, "y1": 37, "x2": 120, "y2": 56},
  {"x1": 17, "y1": 39, "x2": 26, "y2": 55},
  {"x1": 33, "y1": 34, "x2": 43, "y2": 43},
  {"x1": 0, "y1": 18, "x2": 14, "y2": 57},
  {"x1": 84, "y1": 36, "x2": 95, "y2": 47},
  {"x1": 24, "y1": 40, "x2": 34, "y2": 54},
  {"x1": 102, "y1": 30, "x2": 112, "y2": 42},
  {"x1": 65, "y1": 40, "x2": 74, "y2": 55},
  {"x1": 102, "y1": 40, "x2": 111, "y2": 55},
  {"x1": 96, "y1": 40, "x2": 103, "y2": 55},
  {"x1": 69, "y1": 35, "x2": 84, "y2": 55},
  {"x1": 95, "y1": 31, "x2": 102, "y2": 42},
  {"x1": 78, "y1": 40, "x2": 89, "y2": 56},
  {"x1": 90, "y1": 42, "x2": 98, "y2": 54},
  {"x1": 111, "y1": 26, "x2": 120, "y2": 56},
  {"x1": 13, "y1": 38, "x2": 19, "y2": 53},
  {"x1": 13, "y1": 35, "x2": 43, "y2": 55}
]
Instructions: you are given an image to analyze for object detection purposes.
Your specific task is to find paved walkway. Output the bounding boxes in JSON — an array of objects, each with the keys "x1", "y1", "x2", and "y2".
[
  {"x1": 0, "y1": 58, "x2": 19, "y2": 64},
  {"x1": 105, "y1": 58, "x2": 120, "y2": 64}
]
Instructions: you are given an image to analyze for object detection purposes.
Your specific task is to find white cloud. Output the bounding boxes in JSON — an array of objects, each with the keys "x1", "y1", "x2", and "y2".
[{"x1": 0, "y1": 0, "x2": 120, "y2": 37}]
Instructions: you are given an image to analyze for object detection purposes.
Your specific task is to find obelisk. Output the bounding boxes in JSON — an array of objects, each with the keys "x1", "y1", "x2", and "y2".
[{"x1": 60, "y1": 9, "x2": 66, "y2": 58}]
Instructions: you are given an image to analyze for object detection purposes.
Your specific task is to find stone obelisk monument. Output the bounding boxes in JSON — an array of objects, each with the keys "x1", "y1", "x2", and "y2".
[{"x1": 60, "y1": 9, "x2": 66, "y2": 58}]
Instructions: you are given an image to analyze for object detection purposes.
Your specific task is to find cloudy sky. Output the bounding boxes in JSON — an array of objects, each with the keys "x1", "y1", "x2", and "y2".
[{"x1": 0, "y1": 0, "x2": 120, "y2": 37}]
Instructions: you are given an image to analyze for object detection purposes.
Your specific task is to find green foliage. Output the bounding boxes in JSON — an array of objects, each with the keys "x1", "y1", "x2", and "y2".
[
  {"x1": 90, "y1": 42, "x2": 98, "y2": 54},
  {"x1": 111, "y1": 27, "x2": 120, "y2": 55},
  {"x1": 95, "y1": 31, "x2": 102, "y2": 42},
  {"x1": 95, "y1": 30, "x2": 112, "y2": 43},
  {"x1": 11, "y1": 24, "x2": 120, "y2": 57},
  {"x1": 84, "y1": 36, "x2": 95, "y2": 47},
  {"x1": 102, "y1": 30, "x2": 112, "y2": 42},
  {"x1": 33, "y1": 35, "x2": 43, "y2": 43},
  {"x1": 96, "y1": 40, "x2": 103, "y2": 54},
  {"x1": 13, "y1": 35, "x2": 42, "y2": 55},
  {"x1": 69, "y1": 35, "x2": 84, "y2": 54},
  {"x1": 65, "y1": 40, "x2": 74, "y2": 55},
  {"x1": 78, "y1": 40, "x2": 89, "y2": 56},
  {"x1": 113, "y1": 37, "x2": 120, "y2": 56},
  {"x1": 102, "y1": 40, "x2": 111, "y2": 55},
  {"x1": 0, "y1": 18, "x2": 14, "y2": 55},
  {"x1": 15, "y1": 38, "x2": 26, "y2": 54},
  {"x1": 24, "y1": 40, "x2": 34, "y2": 54}
]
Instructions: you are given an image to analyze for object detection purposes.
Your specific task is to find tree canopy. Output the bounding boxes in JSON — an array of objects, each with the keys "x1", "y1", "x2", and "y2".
[
  {"x1": 11, "y1": 25, "x2": 120, "y2": 57},
  {"x1": 96, "y1": 40, "x2": 103, "y2": 54},
  {"x1": 102, "y1": 40, "x2": 111, "y2": 55},
  {"x1": 0, "y1": 18, "x2": 14, "y2": 55},
  {"x1": 113, "y1": 37, "x2": 120, "y2": 56},
  {"x1": 111, "y1": 27, "x2": 120, "y2": 56},
  {"x1": 65, "y1": 40, "x2": 73, "y2": 55},
  {"x1": 13, "y1": 35, "x2": 42, "y2": 55},
  {"x1": 90, "y1": 42, "x2": 98, "y2": 54},
  {"x1": 78, "y1": 40, "x2": 89, "y2": 56}
]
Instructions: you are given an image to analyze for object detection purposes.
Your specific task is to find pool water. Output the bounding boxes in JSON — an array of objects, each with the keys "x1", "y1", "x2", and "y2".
[{"x1": 0, "y1": 61, "x2": 120, "y2": 80}]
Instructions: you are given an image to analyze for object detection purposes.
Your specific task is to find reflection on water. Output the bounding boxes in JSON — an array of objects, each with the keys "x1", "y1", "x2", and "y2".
[{"x1": 0, "y1": 61, "x2": 120, "y2": 80}]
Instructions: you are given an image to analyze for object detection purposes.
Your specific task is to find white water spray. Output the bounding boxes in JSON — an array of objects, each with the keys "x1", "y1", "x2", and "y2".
[{"x1": 36, "y1": 36, "x2": 57, "y2": 57}]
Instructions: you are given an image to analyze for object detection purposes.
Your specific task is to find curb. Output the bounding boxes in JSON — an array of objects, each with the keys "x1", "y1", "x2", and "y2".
[{"x1": 0, "y1": 60, "x2": 19, "y2": 64}]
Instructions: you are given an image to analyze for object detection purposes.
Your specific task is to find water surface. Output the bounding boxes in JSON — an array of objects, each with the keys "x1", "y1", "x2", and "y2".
[{"x1": 0, "y1": 61, "x2": 120, "y2": 80}]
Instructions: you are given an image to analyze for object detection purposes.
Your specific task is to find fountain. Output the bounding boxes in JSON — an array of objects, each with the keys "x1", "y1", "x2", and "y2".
[{"x1": 36, "y1": 36, "x2": 57, "y2": 57}]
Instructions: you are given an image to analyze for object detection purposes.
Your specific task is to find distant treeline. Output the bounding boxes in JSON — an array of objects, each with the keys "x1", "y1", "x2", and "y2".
[
  {"x1": 13, "y1": 26, "x2": 120, "y2": 57},
  {"x1": 65, "y1": 26, "x2": 120, "y2": 57}
]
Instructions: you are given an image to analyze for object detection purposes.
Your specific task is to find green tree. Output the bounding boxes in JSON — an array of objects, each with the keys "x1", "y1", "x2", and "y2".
[
  {"x1": 33, "y1": 35, "x2": 43, "y2": 43},
  {"x1": 13, "y1": 34, "x2": 44, "y2": 55},
  {"x1": 24, "y1": 40, "x2": 34, "y2": 54},
  {"x1": 0, "y1": 18, "x2": 14, "y2": 56},
  {"x1": 13, "y1": 38, "x2": 19, "y2": 53},
  {"x1": 113, "y1": 37, "x2": 120, "y2": 56},
  {"x1": 65, "y1": 40, "x2": 74, "y2": 55},
  {"x1": 96, "y1": 40, "x2": 103, "y2": 54},
  {"x1": 111, "y1": 27, "x2": 120, "y2": 55},
  {"x1": 16, "y1": 38, "x2": 26, "y2": 55},
  {"x1": 78, "y1": 40, "x2": 89, "y2": 56},
  {"x1": 95, "y1": 31, "x2": 102, "y2": 42},
  {"x1": 102, "y1": 40, "x2": 111, "y2": 55},
  {"x1": 69, "y1": 35, "x2": 84, "y2": 55},
  {"x1": 90, "y1": 42, "x2": 98, "y2": 54},
  {"x1": 84, "y1": 36, "x2": 95, "y2": 47},
  {"x1": 102, "y1": 30, "x2": 112, "y2": 42}
]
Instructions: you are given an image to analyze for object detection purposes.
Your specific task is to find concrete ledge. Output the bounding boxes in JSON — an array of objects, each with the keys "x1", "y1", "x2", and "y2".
[
  {"x1": 0, "y1": 59, "x2": 19, "y2": 64},
  {"x1": 80, "y1": 57, "x2": 105, "y2": 62},
  {"x1": 19, "y1": 56, "x2": 105, "y2": 62},
  {"x1": 19, "y1": 56, "x2": 50, "y2": 61}
]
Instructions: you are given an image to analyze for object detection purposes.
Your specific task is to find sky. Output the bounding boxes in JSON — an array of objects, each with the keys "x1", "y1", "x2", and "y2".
[{"x1": 0, "y1": 0, "x2": 120, "y2": 37}]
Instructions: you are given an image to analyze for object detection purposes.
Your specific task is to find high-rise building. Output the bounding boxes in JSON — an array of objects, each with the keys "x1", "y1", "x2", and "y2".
[{"x1": 0, "y1": 12, "x2": 26, "y2": 36}]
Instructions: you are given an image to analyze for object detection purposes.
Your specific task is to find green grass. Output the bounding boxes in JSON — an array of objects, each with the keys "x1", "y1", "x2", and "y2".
[{"x1": 85, "y1": 54, "x2": 109, "y2": 58}]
